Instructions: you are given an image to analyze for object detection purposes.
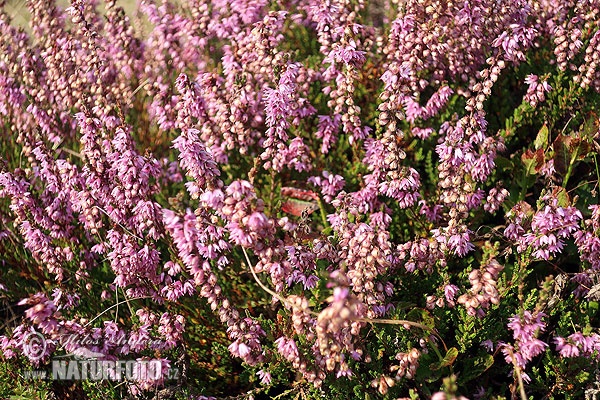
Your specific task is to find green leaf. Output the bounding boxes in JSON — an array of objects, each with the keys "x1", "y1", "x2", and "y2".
[
  {"x1": 424, "y1": 368, "x2": 443, "y2": 382},
  {"x1": 587, "y1": 301, "x2": 598, "y2": 318},
  {"x1": 580, "y1": 112, "x2": 599, "y2": 140},
  {"x1": 554, "y1": 187, "x2": 570, "y2": 208},
  {"x1": 394, "y1": 301, "x2": 417, "y2": 311},
  {"x1": 409, "y1": 389, "x2": 419, "y2": 400},
  {"x1": 430, "y1": 347, "x2": 458, "y2": 371},
  {"x1": 439, "y1": 347, "x2": 459, "y2": 368},
  {"x1": 406, "y1": 308, "x2": 435, "y2": 329},
  {"x1": 494, "y1": 155, "x2": 513, "y2": 171},
  {"x1": 577, "y1": 371, "x2": 590, "y2": 383},
  {"x1": 458, "y1": 353, "x2": 495, "y2": 384},
  {"x1": 534, "y1": 124, "x2": 549, "y2": 150}
]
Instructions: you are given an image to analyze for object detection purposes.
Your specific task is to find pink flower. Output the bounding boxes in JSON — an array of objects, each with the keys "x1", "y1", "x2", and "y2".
[
  {"x1": 275, "y1": 336, "x2": 299, "y2": 362},
  {"x1": 554, "y1": 337, "x2": 580, "y2": 357},
  {"x1": 257, "y1": 369, "x2": 272, "y2": 385},
  {"x1": 502, "y1": 311, "x2": 548, "y2": 381},
  {"x1": 444, "y1": 284, "x2": 459, "y2": 306},
  {"x1": 481, "y1": 340, "x2": 494, "y2": 352}
]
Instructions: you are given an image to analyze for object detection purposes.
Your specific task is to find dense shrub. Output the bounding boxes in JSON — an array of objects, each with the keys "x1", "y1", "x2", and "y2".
[{"x1": 1, "y1": 0, "x2": 600, "y2": 398}]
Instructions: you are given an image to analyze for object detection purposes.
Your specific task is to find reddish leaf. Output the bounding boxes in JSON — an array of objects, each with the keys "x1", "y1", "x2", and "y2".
[
  {"x1": 281, "y1": 187, "x2": 319, "y2": 202},
  {"x1": 521, "y1": 148, "x2": 545, "y2": 174},
  {"x1": 281, "y1": 198, "x2": 318, "y2": 217}
]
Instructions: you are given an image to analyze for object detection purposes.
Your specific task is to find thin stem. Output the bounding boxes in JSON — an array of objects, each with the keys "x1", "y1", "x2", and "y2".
[
  {"x1": 562, "y1": 147, "x2": 579, "y2": 188},
  {"x1": 242, "y1": 246, "x2": 287, "y2": 305},
  {"x1": 121, "y1": 287, "x2": 135, "y2": 319},
  {"x1": 59, "y1": 147, "x2": 82, "y2": 159},
  {"x1": 594, "y1": 154, "x2": 600, "y2": 199},
  {"x1": 93, "y1": 205, "x2": 144, "y2": 241},
  {"x1": 241, "y1": 247, "x2": 447, "y2": 350},
  {"x1": 84, "y1": 296, "x2": 152, "y2": 328},
  {"x1": 114, "y1": 288, "x2": 118, "y2": 323},
  {"x1": 509, "y1": 348, "x2": 528, "y2": 400},
  {"x1": 317, "y1": 197, "x2": 328, "y2": 228}
]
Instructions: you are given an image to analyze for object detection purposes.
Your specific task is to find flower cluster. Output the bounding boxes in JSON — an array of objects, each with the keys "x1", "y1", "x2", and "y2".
[
  {"x1": 554, "y1": 332, "x2": 600, "y2": 359},
  {"x1": 457, "y1": 259, "x2": 504, "y2": 317},
  {"x1": 523, "y1": 74, "x2": 552, "y2": 108},
  {"x1": 501, "y1": 311, "x2": 548, "y2": 383},
  {"x1": 315, "y1": 286, "x2": 365, "y2": 379},
  {"x1": 505, "y1": 195, "x2": 582, "y2": 260}
]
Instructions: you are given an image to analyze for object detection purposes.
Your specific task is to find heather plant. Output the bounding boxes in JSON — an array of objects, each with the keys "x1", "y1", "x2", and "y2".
[{"x1": 0, "y1": 0, "x2": 600, "y2": 399}]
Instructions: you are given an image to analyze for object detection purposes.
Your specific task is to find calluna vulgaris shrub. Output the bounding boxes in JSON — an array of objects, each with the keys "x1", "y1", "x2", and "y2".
[{"x1": 1, "y1": 0, "x2": 600, "y2": 398}]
